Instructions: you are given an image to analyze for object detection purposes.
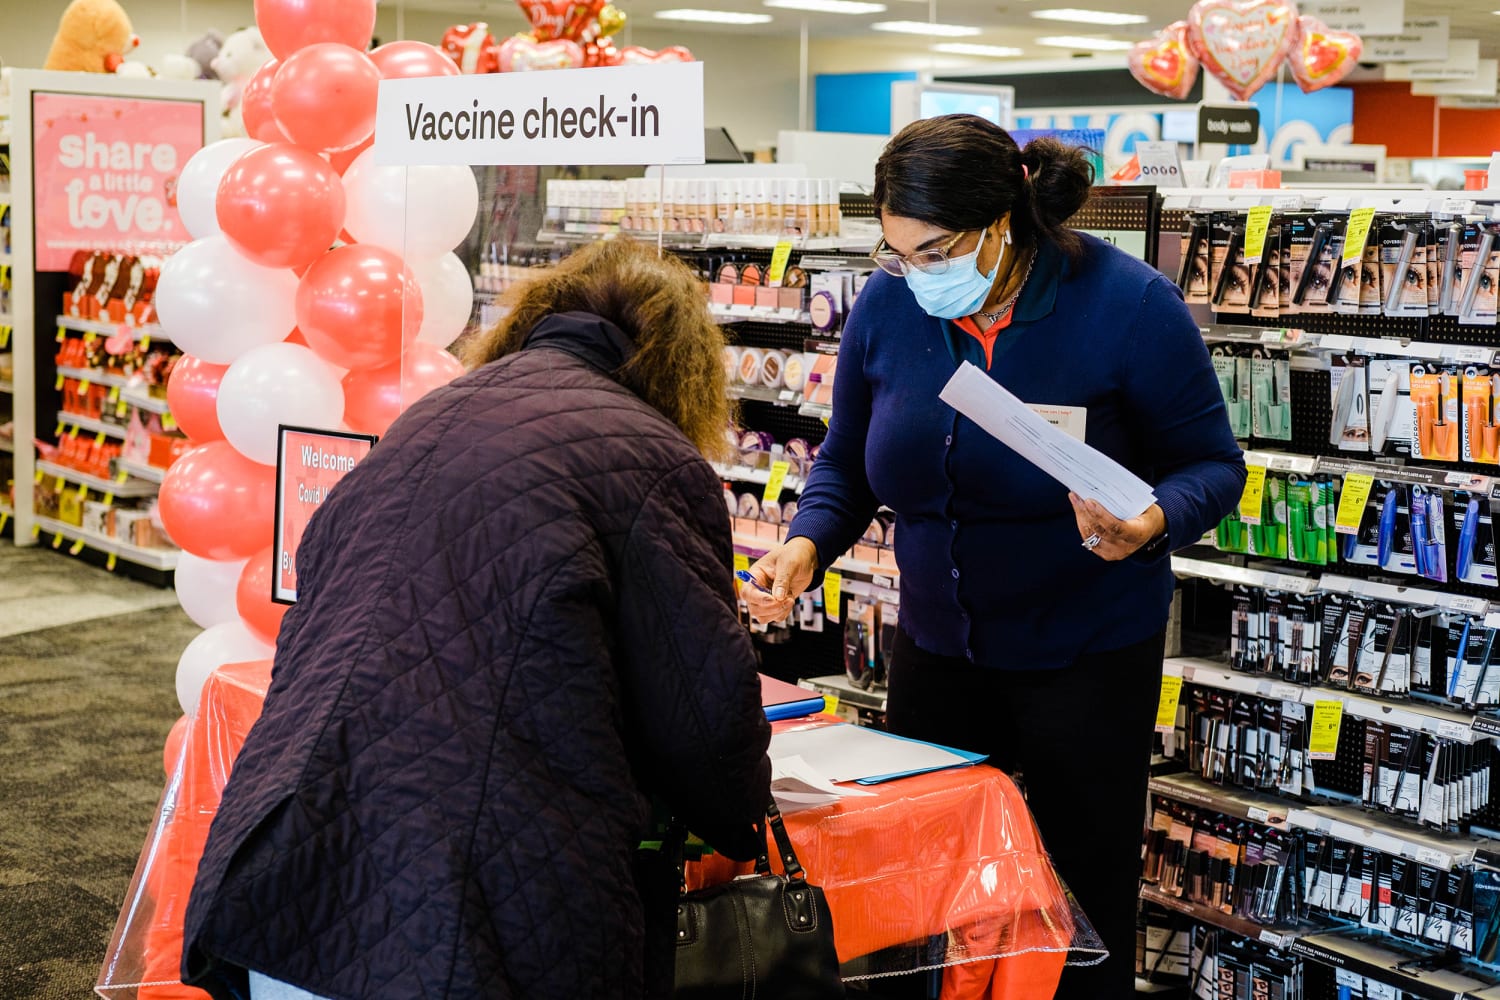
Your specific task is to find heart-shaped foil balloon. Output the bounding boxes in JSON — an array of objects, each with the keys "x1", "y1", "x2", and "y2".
[
  {"x1": 1288, "y1": 14, "x2": 1362, "y2": 92},
  {"x1": 1187, "y1": 0, "x2": 1298, "y2": 102},
  {"x1": 496, "y1": 34, "x2": 586, "y2": 72},
  {"x1": 441, "y1": 23, "x2": 500, "y2": 74},
  {"x1": 1128, "y1": 20, "x2": 1200, "y2": 99},
  {"x1": 615, "y1": 45, "x2": 695, "y2": 65},
  {"x1": 516, "y1": 0, "x2": 586, "y2": 41}
]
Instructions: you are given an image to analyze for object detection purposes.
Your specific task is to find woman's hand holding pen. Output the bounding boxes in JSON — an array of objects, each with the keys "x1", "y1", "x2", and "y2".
[
  {"x1": 743, "y1": 537, "x2": 819, "y2": 624},
  {"x1": 1069, "y1": 494, "x2": 1166, "y2": 561}
]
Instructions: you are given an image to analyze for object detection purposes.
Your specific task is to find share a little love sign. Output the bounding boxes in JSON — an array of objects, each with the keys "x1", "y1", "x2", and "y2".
[{"x1": 31, "y1": 93, "x2": 204, "y2": 271}]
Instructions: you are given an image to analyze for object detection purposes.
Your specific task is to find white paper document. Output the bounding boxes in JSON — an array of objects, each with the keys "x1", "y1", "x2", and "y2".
[
  {"x1": 770, "y1": 754, "x2": 876, "y2": 812},
  {"x1": 769, "y1": 724, "x2": 980, "y2": 785},
  {"x1": 939, "y1": 361, "x2": 1158, "y2": 520}
]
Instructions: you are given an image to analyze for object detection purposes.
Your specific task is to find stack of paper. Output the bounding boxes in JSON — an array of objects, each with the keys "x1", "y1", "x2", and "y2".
[
  {"x1": 769, "y1": 723, "x2": 986, "y2": 787},
  {"x1": 771, "y1": 754, "x2": 876, "y2": 812}
]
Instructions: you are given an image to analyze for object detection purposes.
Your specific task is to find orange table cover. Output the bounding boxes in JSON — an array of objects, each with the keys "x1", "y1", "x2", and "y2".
[{"x1": 98, "y1": 662, "x2": 1100, "y2": 1000}]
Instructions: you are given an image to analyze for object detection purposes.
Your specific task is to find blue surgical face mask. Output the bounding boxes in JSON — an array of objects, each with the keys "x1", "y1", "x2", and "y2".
[{"x1": 904, "y1": 227, "x2": 1005, "y2": 319}]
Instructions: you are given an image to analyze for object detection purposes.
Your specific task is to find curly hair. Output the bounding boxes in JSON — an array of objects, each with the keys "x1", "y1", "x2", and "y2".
[{"x1": 462, "y1": 238, "x2": 733, "y2": 461}]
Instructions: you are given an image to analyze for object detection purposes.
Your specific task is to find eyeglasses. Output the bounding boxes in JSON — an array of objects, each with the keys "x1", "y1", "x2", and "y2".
[{"x1": 871, "y1": 230, "x2": 971, "y2": 277}]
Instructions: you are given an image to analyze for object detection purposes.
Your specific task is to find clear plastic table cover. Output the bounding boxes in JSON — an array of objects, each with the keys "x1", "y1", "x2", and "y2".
[{"x1": 97, "y1": 661, "x2": 1103, "y2": 1000}]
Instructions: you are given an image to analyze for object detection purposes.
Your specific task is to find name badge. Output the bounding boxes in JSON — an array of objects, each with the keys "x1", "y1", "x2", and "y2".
[{"x1": 1028, "y1": 404, "x2": 1087, "y2": 442}]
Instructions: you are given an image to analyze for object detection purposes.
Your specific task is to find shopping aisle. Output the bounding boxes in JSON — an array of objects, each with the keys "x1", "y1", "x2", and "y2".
[{"x1": 0, "y1": 545, "x2": 194, "y2": 1000}]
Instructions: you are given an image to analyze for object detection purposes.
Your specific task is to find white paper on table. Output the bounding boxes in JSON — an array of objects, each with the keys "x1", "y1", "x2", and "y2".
[
  {"x1": 770, "y1": 724, "x2": 974, "y2": 784},
  {"x1": 770, "y1": 754, "x2": 876, "y2": 812},
  {"x1": 938, "y1": 361, "x2": 1158, "y2": 521}
]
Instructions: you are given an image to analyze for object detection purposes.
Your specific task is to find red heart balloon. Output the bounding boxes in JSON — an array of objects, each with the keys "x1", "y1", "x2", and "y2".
[
  {"x1": 441, "y1": 23, "x2": 500, "y2": 73},
  {"x1": 616, "y1": 45, "x2": 695, "y2": 65},
  {"x1": 496, "y1": 35, "x2": 586, "y2": 72},
  {"x1": 517, "y1": 0, "x2": 576, "y2": 41},
  {"x1": 1187, "y1": 0, "x2": 1298, "y2": 102},
  {"x1": 1129, "y1": 21, "x2": 1200, "y2": 100},
  {"x1": 1289, "y1": 14, "x2": 1363, "y2": 93}
]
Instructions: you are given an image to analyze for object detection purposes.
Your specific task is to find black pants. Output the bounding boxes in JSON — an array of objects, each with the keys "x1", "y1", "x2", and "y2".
[{"x1": 885, "y1": 628, "x2": 1165, "y2": 1000}]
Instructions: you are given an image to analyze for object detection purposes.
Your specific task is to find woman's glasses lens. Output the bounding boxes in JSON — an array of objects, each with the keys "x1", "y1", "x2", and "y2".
[{"x1": 872, "y1": 249, "x2": 953, "y2": 277}]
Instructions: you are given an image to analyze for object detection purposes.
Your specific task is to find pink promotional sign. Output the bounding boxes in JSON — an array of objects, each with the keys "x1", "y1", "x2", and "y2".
[{"x1": 31, "y1": 92, "x2": 205, "y2": 271}]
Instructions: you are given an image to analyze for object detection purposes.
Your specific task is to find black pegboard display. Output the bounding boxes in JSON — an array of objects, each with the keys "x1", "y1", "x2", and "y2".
[
  {"x1": 1302, "y1": 960, "x2": 1338, "y2": 999},
  {"x1": 1215, "y1": 308, "x2": 1499, "y2": 348},
  {"x1": 1285, "y1": 367, "x2": 1334, "y2": 457},
  {"x1": 725, "y1": 320, "x2": 822, "y2": 354},
  {"x1": 738, "y1": 398, "x2": 829, "y2": 447},
  {"x1": 1311, "y1": 714, "x2": 1367, "y2": 797}
]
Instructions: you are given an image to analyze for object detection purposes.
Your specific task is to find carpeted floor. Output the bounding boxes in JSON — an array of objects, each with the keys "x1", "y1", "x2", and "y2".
[{"x1": 0, "y1": 546, "x2": 194, "y2": 999}]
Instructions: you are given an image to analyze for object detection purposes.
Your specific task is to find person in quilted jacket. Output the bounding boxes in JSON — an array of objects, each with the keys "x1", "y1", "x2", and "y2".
[{"x1": 182, "y1": 238, "x2": 774, "y2": 1000}]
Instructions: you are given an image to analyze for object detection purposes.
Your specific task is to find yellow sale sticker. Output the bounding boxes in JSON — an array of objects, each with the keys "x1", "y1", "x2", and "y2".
[
  {"x1": 1243, "y1": 205, "x2": 1274, "y2": 265},
  {"x1": 1155, "y1": 675, "x2": 1183, "y2": 733},
  {"x1": 1335, "y1": 473, "x2": 1374, "y2": 535},
  {"x1": 1238, "y1": 464, "x2": 1267, "y2": 525},
  {"x1": 824, "y1": 571, "x2": 842, "y2": 624},
  {"x1": 763, "y1": 460, "x2": 791, "y2": 505},
  {"x1": 768, "y1": 241, "x2": 794, "y2": 287},
  {"x1": 1342, "y1": 207, "x2": 1377, "y2": 265},
  {"x1": 1309, "y1": 700, "x2": 1344, "y2": 760}
]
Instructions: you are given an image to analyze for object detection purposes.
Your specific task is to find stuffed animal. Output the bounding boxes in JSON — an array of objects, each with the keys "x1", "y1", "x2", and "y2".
[
  {"x1": 211, "y1": 26, "x2": 272, "y2": 137},
  {"x1": 44, "y1": 0, "x2": 139, "y2": 73},
  {"x1": 186, "y1": 30, "x2": 224, "y2": 79}
]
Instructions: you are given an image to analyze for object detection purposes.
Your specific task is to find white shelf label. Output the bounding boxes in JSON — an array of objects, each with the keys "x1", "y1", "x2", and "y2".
[
  {"x1": 1442, "y1": 197, "x2": 1477, "y2": 216},
  {"x1": 1454, "y1": 345, "x2": 1494, "y2": 364},
  {"x1": 1450, "y1": 596, "x2": 1489, "y2": 615},
  {"x1": 1413, "y1": 846, "x2": 1449, "y2": 868},
  {"x1": 1248, "y1": 806, "x2": 1271, "y2": 823},
  {"x1": 1437, "y1": 719, "x2": 1473, "y2": 741}
]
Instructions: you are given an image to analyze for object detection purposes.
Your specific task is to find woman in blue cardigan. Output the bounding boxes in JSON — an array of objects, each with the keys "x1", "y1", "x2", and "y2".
[{"x1": 745, "y1": 114, "x2": 1245, "y2": 998}]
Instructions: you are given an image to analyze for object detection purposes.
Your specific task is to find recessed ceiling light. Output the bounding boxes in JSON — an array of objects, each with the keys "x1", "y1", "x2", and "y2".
[
  {"x1": 1030, "y1": 7, "x2": 1147, "y2": 24},
  {"x1": 765, "y1": 0, "x2": 887, "y2": 12},
  {"x1": 655, "y1": 8, "x2": 774, "y2": 22},
  {"x1": 1035, "y1": 34, "x2": 1134, "y2": 50},
  {"x1": 932, "y1": 42, "x2": 1025, "y2": 56},
  {"x1": 871, "y1": 19, "x2": 983, "y2": 36}
]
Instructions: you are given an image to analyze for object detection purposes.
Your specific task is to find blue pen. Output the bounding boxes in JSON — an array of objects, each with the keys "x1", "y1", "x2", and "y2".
[{"x1": 735, "y1": 569, "x2": 773, "y2": 595}]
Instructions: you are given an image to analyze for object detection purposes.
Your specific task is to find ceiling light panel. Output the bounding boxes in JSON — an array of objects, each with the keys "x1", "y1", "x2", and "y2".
[
  {"x1": 871, "y1": 19, "x2": 983, "y2": 35},
  {"x1": 1030, "y1": 7, "x2": 1148, "y2": 25},
  {"x1": 654, "y1": 8, "x2": 775, "y2": 22},
  {"x1": 932, "y1": 43, "x2": 1026, "y2": 56},
  {"x1": 1035, "y1": 34, "x2": 1135, "y2": 49},
  {"x1": 764, "y1": 0, "x2": 888, "y2": 12}
]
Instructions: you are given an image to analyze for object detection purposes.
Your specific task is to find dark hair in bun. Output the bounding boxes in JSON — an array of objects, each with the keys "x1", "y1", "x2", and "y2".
[{"x1": 872, "y1": 114, "x2": 1095, "y2": 257}]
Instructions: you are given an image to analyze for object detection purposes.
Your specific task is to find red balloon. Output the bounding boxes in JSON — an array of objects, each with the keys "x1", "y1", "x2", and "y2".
[
  {"x1": 296, "y1": 245, "x2": 423, "y2": 371},
  {"x1": 216, "y1": 144, "x2": 346, "y2": 269},
  {"x1": 254, "y1": 0, "x2": 377, "y2": 61},
  {"x1": 342, "y1": 342, "x2": 465, "y2": 436},
  {"x1": 158, "y1": 441, "x2": 276, "y2": 561},
  {"x1": 240, "y1": 59, "x2": 287, "y2": 144},
  {"x1": 166, "y1": 356, "x2": 230, "y2": 443},
  {"x1": 370, "y1": 40, "x2": 461, "y2": 79},
  {"x1": 237, "y1": 546, "x2": 289, "y2": 645},
  {"x1": 163, "y1": 715, "x2": 190, "y2": 776},
  {"x1": 329, "y1": 136, "x2": 372, "y2": 175},
  {"x1": 272, "y1": 43, "x2": 381, "y2": 153}
]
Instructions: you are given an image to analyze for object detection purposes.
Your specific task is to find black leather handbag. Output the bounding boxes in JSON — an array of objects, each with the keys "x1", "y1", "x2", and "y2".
[{"x1": 674, "y1": 803, "x2": 844, "y2": 999}]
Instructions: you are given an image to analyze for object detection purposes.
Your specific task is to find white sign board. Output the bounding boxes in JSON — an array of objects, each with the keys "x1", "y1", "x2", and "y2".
[
  {"x1": 1385, "y1": 39, "x2": 1480, "y2": 80},
  {"x1": 1362, "y1": 16, "x2": 1448, "y2": 63},
  {"x1": 1412, "y1": 59, "x2": 1499, "y2": 98},
  {"x1": 1135, "y1": 141, "x2": 1184, "y2": 187},
  {"x1": 372, "y1": 62, "x2": 705, "y2": 166},
  {"x1": 1303, "y1": 0, "x2": 1404, "y2": 35},
  {"x1": 1440, "y1": 95, "x2": 1500, "y2": 110}
]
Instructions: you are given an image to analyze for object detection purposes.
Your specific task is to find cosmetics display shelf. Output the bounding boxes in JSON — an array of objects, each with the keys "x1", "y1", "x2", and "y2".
[
  {"x1": 1149, "y1": 772, "x2": 1295, "y2": 832},
  {"x1": 727, "y1": 384, "x2": 804, "y2": 407},
  {"x1": 114, "y1": 458, "x2": 165, "y2": 485},
  {"x1": 711, "y1": 305, "x2": 812, "y2": 327},
  {"x1": 35, "y1": 458, "x2": 157, "y2": 498},
  {"x1": 798, "y1": 401, "x2": 833, "y2": 421},
  {"x1": 1290, "y1": 932, "x2": 1500, "y2": 1000},
  {"x1": 118, "y1": 385, "x2": 170, "y2": 415},
  {"x1": 1203, "y1": 324, "x2": 1500, "y2": 368},
  {"x1": 55, "y1": 315, "x2": 165, "y2": 343},
  {"x1": 55, "y1": 365, "x2": 129, "y2": 389},
  {"x1": 55, "y1": 411, "x2": 125, "y2": 440},
  {"x1": 1139, "y1": 883, "x2": 1304, "y2": 950},
  {"x1": 1171, "y1": 554, "x2": 1321, "y2": 595},
  {"x1": 798, "y1": 673, "x2": 888, "y2": 714},
  {"x1": 31, "y1": 514, "x2": 178, "y2": 571},
  {"x1": 711, "y1": 461, "x2": 805, "y2": 494},
  {"x1": 1170, "y1": 556, "x2": 1496, "y2": 618},
  {"x1": 1167, "y1": 656, "x2": 1495, "y2": 749}
]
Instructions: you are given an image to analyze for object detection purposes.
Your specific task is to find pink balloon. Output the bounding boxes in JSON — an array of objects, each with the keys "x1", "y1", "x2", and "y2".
[
  {"x1": 167, "y1": 356, "x2": 230, "y2": 442},
  {"x1": 296, "y1": 245, "x2": 423, "y2": 371},
  {"x1": 237, "y1": 546, "x2": 288, "y2": 645},
  {"x1": 216, "y1": 144, "x2": 346, "y2": 269},
  {"x1": 254, "y1": 0, "x2": 377, "y2": 61},
  {"x1": 370, "y1": 40, "x2": 461, "y2": 79},
  {"x1": 616, "y1": 45, "x2": 695, "y2": 65},
  {"x1": 495, "y1": 36, "x2": 585, "y2": 73},
  {"x1": 240, "y1": 59, "x2": 288, "y2": 144},
  {"x1": 1186, "y1": 0, "x2": 1298, "y2": 103},
  {"x1": 158, "y1": 441, "x2": 276, "y2": 561},
  {"x1": 342, "y1": 342, "x2": 465, "y2": 436},
  {"x1": 1129, "y1": 22, "x2": 1200, "y2": 100},
  {"x1": 329, "y1": 137, "x2": 372, "y2": 175},
  {"x1": 272, "y1": 43, "x2": 381, "y2": 153}
]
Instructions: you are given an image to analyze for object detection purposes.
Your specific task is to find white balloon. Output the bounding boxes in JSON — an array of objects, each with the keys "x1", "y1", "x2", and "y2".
[
  {"x1": 156, "y1": 236, "x2": 300, "y2": 365},
  {"x1": 176, "y1": 620, "x2": 274, "y2": 715},
  {"x1": 176, "y1": 138, "x2": 263, "y2": 240},
  {"x1": 342, "y1": 149, "x2": 478, "y2": 261},
  {"x1": 218, "y1": 342, "x2": 346, "y2": 465},
  {"x1": 413, "y1": 252, "x2": 476, "y2": 348},
  {"x1": 174, "y1": 552, "x2": 250, "y2": 629}
]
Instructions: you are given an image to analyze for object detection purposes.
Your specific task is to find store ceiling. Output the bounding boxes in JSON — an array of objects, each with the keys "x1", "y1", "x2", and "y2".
[{"x1": 395, "y1": 0, "x2": 1498, "y2": 61}]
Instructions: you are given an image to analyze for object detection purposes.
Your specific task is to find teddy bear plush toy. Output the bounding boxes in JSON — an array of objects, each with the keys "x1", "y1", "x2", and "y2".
[
  {"x1": 44, "y1": 0, "x2": 140, "y2": 73},
  {"x1": 211, "y1": 27, "x2": 272, "y2": 137}
]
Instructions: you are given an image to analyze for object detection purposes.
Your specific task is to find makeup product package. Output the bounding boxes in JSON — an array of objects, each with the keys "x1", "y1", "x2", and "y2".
[
  {"x1": 1410, "y1": 364, "x2": 1461, "y2": 463},
  {"x1": 1252, "y1": 349, "x2": 1292, "y2": 441}
]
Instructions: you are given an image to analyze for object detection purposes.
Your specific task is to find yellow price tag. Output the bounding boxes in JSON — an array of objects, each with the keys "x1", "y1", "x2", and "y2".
[
  {"x1": 0, "y1": 325, "x2": 9, "y2": 349},
  {"x1": 69, "y1": 538, "x2": 85, "y2": 556},
  {"x1": 106, "y1": 553, "x2": 118, "y2": 571},
  {"x1": 1309, "y1": 699, "x2": 1345, "y2": 760},
  {"x1": 54, "y1": 423, "x2": 65, "y2": 438},
  {"x1": 94, "y1": 432, "x2": 105, "y2": 448},
  {"x1": 102, "y1": 492, "x2": 114, "y2": 506},
  {"x1": 55, "y1": 374, "x2": 65, "y2": 391},
  {"x1": 52, "y1": 532, "x2": 63, "y2": 549},
  {"x1": 76, "y1": 484, "x2": 88, "y2": 501},
  {"x1": 83, "y1": 332, "x2": 97, "y2": 346},
  {"x1": 733, "y1": 553, "x2": 750, "y2": 575},
  {"x1": 115, "y1": 469, "x2": 129, "y2": 485},
  {"x1": 1238, "y1": 464, "x2": 1267, "y2": 525},
  {"x1": 1154, "y1": 675, "x2": 1183, "y2": 733},
  {"x1": 162, "y1": 413, "x2": 178, "y2": 432},
  {"x1": 30, "y1": 524, "x2": 40, "y2": 539},
  {"x1": 55, "y1": 476, "x2": 66, "y2": 491},
  {"x1": 107, "y1": 386, "x2": 120, "y2": 402},
  {"x1": 56, "y1": 325, "x2": 67, "y2": 343},
  {"x1": 1243, "y1": 205, "x2": 1274, "y2": 265},
  {"x1": 79, "y1": 379, "x2": 91, "y2": 393},
  {"x1": 822, "y1": 694, "x2": 839, "y2": 716},
  {"x1": 0, "y1": 512, "x2": 9, "y2": 534},
  {"x1": 140, "y1": 334, "x2": 151, "y2": 351},
  {"x1": 768, "y1": 241, "x2": 794, "y2": 287},
  {"x1": 116, "y1": 401, "x2": 128, "y2": 419},
  {"x1": 33, "y1": 469, "x2": 44, "y2": 484},
  {"x1": 823, "y1": 571, "x2": 842, "y2": 624},
  {"x1": 1342, "y1": 207, "x2": 1377, "y2": 265},
  {"x1": 763, "y1": 460, "x2": 791, "y2": 505},
  {"x1": 1335, "y1": 472, "x2": 1374, "y2": 535}
]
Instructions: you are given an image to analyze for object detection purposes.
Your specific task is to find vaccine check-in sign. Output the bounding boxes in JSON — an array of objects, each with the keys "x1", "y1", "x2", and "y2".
[{"x1": 372, "y1": 62, "x2": 706, "y2": 166}]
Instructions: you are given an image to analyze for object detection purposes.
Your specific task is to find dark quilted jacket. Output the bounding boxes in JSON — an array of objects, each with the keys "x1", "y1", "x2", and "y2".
[{"x1": 182, "y1": 312, "x2": 773, "y2": 1000}]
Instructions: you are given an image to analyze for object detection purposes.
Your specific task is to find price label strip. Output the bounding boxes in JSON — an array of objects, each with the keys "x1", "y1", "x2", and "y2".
[
  {"x1": 1155, "y1": 674, "x2": 1183, "y2": 734},
  {"x1": 824, "y1": 571, "x2": 842, "y2": 624},
  {"x1": 1309, "y1": 699, "x2": 1345, "y2": 760},
  {"x1": 763, "y1": 459, "x2": 791, "y2": 505},
  {"x1": 1335, "y1": 473, "x2": 1373, "y2": 535}
]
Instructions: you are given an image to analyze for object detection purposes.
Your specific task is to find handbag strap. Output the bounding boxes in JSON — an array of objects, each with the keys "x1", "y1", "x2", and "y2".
[{"x1": 765, "y1": 802, "x2": 806, "y2": 880}]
